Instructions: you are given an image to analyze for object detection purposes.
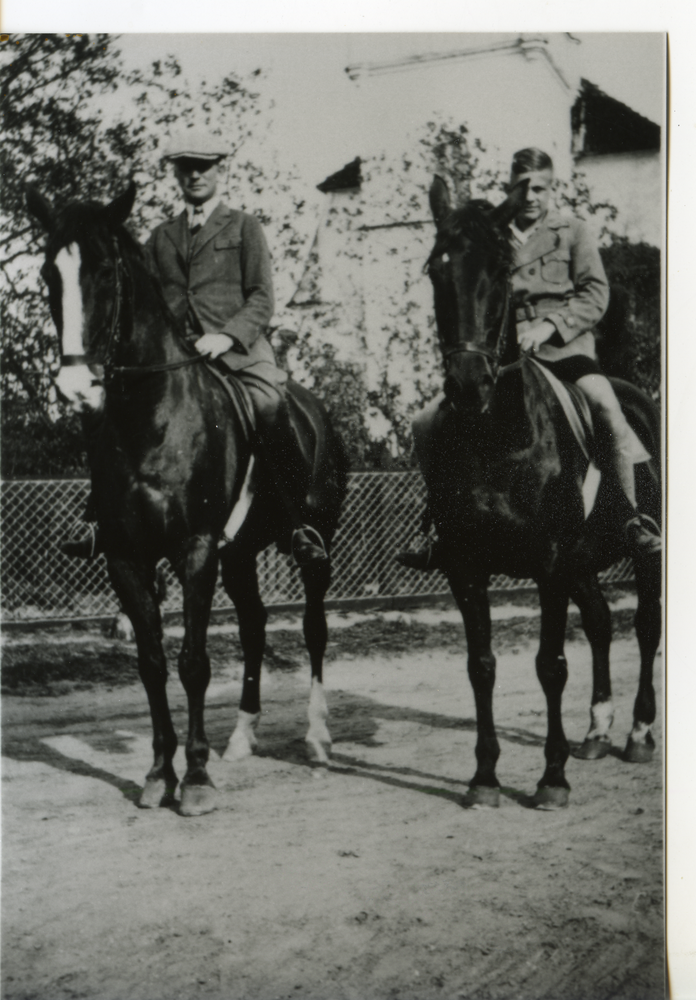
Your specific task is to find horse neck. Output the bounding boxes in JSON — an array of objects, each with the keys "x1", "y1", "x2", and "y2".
[
  {"x1": 487, "y1": 365, "x2": 536, "y2": 455},
  {"x1": 112, "y1": 243, "x2": 190, "y2": 370}
]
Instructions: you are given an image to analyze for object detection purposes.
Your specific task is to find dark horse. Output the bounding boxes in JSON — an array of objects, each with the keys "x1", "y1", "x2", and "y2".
[
  {"x1": 27, "y1": 183, "x2": 348, "y2": 816},
  {"x1": 414, "y1": 177, "x2": 661, "y2": 808}
]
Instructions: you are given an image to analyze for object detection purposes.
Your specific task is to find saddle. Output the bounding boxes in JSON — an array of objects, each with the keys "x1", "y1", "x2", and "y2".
[
  {"x1": 204, "y1": 360, "x2": 256, "y2": 441},
  {"x1": 529, "y1": 358, "x2": 651, "y2": 517}
]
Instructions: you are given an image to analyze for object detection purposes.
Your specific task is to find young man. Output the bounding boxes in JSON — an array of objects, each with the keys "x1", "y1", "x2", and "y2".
[
  {"x1": 399, "y1": 146, "x2": 661, "y2": 570},
  {"x1": 62, "y1": 129, "x2": 327, "y2": 566}
]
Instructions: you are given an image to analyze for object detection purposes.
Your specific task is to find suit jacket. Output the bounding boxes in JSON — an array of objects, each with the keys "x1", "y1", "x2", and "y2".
[
  {"x1": 146, "y1": 201, "x2": 278, "y2": 373},
  {"x1": 511, "y1": 210, "x2": 610, "y2": 362}
]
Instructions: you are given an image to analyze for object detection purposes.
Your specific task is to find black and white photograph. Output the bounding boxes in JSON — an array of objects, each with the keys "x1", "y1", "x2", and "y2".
[{"x1": 0, "y1": 20, "x2": 679, "y2": 1000}]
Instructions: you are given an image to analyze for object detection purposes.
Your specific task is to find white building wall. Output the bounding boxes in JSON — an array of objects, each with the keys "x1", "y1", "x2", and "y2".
[
  {"x1": 350, "y1": 34, "x2": 580, "y2": 181},
  {"x1": 576, "y1": 151, "x2": 662, "y2": 247}
]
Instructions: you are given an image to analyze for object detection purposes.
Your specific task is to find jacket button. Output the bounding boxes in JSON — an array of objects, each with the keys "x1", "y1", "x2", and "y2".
[{"x1": 529, "y1": 267, "x2": 536, "y2": 275}]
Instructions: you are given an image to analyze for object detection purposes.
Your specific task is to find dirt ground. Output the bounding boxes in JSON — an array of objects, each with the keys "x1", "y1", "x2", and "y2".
[{"x1": 2, "y1": 599, "x2": 664, "y2": 1000}]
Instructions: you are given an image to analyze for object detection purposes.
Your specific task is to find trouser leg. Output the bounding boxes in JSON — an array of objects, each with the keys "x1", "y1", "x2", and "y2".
[
  {"x1": 576, "y1": 373, "x2": 660, "y2": 559},
  {"x1": 242, "y1": 377, "x2": 328, "y2": 567}
]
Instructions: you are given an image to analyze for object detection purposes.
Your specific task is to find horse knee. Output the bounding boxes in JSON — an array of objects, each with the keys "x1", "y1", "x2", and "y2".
[{"x1": 536, "y1": 652, "x2": 568, "y2": 691}]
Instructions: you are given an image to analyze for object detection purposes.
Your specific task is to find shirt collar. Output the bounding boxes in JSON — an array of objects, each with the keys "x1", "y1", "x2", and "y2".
[
  {"x1": 509, "y1": 214, "x2": 545, "y2": 245},
  {"x1": 186, "y1": 197, "x2": 220, "y2": 228}
]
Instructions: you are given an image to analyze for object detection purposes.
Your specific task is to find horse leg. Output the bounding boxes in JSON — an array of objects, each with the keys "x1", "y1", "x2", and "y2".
[
  {"x1": 176, "y1": 537, "x2": 219, "y2": 816},
  {"x1": 106, "y1": 557, "x2": 178, "y2": 807},
  {"x1": 624, "y1": 557, "x2": 661, "y2": 762},
  {"x1": 447, "y1": 566, "x2": 500, "y2": 808},
  {"x1": 301, "y1": 560, "x2": 333, "y2": 764},
  {"x1": 219, "y1": 549, "x2": 266, "y2": 762},
  {"x1": 569, "y1": 574, "x2": 614, "y2": 760},
  {"x1": 533, "y1": 581, "x2": 571, "y2": 809}
]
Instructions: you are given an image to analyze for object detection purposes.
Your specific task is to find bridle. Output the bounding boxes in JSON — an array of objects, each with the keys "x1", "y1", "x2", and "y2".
[
  {"x1": 59, "y1": 237, "x2": 205, "y2": 381},
  {"x1": 440, "y1": 279, "x2": 512, "y2": 379}
]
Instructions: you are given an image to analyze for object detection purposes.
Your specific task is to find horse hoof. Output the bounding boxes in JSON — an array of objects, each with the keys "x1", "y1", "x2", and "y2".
[
  {"x1": 533, "y1": 786, "x2": 569, "y2": 810},
  {"x1": 463, "y1": 785, "x2": 500, "y2": 809},
  {"x1": 624, "y1": 738, "x2": 655, "y2": 764},
  {"x1": 573, "y1": 737, "x2": 611, "y2": 760},
  {"x1": 139, "y1": 777, "x2": 177, "y2": 809},
  {"x1": 180, "y1": 782, "x2": 217, "y2": 817}
]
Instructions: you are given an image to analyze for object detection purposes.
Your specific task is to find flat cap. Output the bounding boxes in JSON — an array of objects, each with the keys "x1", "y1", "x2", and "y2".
[{"x1": 164, "y1": 129, "x2": 230, "y2": 161}]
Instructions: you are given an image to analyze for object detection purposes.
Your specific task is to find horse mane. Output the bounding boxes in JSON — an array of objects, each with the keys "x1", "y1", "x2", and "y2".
[{"x1": 428, "y1": 199, "x2": 513, "y2": 271}]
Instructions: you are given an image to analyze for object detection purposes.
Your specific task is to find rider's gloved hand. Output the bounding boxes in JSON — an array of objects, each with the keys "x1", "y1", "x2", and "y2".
[
  {"x1": 518, "y1": 319, "x2": 556, "y2": 355},
  {"x1": 194, "y1": 332, "x2": 242, "y2": 359}
]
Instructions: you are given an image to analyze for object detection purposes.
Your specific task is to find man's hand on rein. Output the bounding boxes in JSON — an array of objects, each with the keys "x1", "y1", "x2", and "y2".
[
  {"x1": 194, "y1": 332, "x2": 235, "y2": 359},
  {"x1": 518, "y1": 319, "x2": 556, "y2": 355}
]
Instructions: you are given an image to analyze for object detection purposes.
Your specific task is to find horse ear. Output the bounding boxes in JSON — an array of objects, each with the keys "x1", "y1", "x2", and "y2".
[
  {"x1": 102, "y1": 181, "x2": 137, "y2": 229},
  {"x1": 25, "y1": 185, "x2": 55, "y2": 231},
  {"x1": 490, "y1": 178, "x2": 529, "y2": 228},
  {"x1": 429, "y1": 176, "x2": 451, "y2": 229}
]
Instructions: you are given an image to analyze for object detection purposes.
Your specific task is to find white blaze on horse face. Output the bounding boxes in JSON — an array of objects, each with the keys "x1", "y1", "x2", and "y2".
[
  {"x1": 55, "y1": 245, "x2": 84, "y2": 356},
  {"x1": 54, "y1": 244, "x2": 105, "y2": 412}
]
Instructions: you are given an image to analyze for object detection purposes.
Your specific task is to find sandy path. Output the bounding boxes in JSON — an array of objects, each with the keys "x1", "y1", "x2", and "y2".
[{"x1": 2, "y1": 626, "x2": 663, "y2": 1000}]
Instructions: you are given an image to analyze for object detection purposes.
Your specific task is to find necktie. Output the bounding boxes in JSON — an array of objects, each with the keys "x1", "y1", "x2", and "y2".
[{"x1": 190, "y1": 205, "x2": 205, "y2": 235}]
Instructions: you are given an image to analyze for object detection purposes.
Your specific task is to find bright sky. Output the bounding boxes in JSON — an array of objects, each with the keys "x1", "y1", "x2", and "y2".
[{"x1": 117, "y1": 33, "x2": 665, "y2": 187}]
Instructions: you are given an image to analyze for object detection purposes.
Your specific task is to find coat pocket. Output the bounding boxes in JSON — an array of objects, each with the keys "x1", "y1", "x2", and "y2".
[
  {"x1": 214, "y1": 237, "x2": 242, "y2": 251},
  {"x1": 540, "y1": 250, "x2": 570, "y2": 284}
]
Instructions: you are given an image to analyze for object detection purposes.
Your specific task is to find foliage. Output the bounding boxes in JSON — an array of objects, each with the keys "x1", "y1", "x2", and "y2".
[
  {"x1": 1, "y1": 40, "x2": 662, "y2": 475},
  {"x1": 0, "y1": 35, "x2": 311, "y2": 477},
  {"x1": 597, "y1": 239, "x2": 661, "y2": 400},
  {"x1": 283, "y1": 122, "x2": 506, "y2": 466},
  {"x1": 1, "y1": 35, "x2": 127, "y2": 477}
]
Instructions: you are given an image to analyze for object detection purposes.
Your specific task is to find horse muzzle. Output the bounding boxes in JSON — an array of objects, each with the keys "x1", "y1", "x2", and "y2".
[
  {"x1": 55, "y1": 365, "x2": 106, "y2": 413},
  {"x1": 444, "y1": 370, "x2": 494, "y2": 415}
]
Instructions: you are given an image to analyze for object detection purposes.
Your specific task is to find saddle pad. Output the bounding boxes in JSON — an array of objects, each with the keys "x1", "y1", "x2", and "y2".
[
  {"x1": 204, "y1": 361, "x2": 256, "y2": 443},
  {"x1": 530, "y1": 358, "x2": 650, "y2": 466}
]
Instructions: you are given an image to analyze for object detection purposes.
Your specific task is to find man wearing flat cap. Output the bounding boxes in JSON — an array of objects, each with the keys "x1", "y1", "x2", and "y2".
[{"x1": 63, "y1": 128, "x2": 327, "y2": 565}]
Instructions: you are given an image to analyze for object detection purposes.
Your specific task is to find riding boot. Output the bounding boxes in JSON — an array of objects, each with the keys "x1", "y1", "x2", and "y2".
[
  {"x1": 253, "y1": 401, "x2": 328, "y2": 568},
  {"x1": 624, "y1": 513, "x2": 661, "y2": 560}
]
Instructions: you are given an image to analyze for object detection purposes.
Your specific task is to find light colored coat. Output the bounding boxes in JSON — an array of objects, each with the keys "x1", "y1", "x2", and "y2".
[{"x1": 511, "y1": 209, "x2": 610, "y2": 362}]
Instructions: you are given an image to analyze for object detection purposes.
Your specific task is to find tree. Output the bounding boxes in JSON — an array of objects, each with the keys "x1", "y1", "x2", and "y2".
[
  {"x1": 280, "y1": 122, "x2": 506, "y2": 467},
  {"x1": 1, "y1": 34, "x2": 129, "y2": 476},
  {"x1": 0, "y1": 36, "x2": 312, "y2": 476}
]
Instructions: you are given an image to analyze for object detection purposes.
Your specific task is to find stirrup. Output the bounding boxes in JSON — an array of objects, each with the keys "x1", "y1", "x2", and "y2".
[
  {"x1": 624, "y1": 513, "x2": 661, "y2": 560},
  {"x1": 291, "y1": 525, "x2": 328, "y2": 567}
]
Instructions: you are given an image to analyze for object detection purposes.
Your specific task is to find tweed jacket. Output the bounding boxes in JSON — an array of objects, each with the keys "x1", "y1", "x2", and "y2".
[
  {"x1": 146, "y1": 201, "x2": 278, "y2": 374},
  {"x1": 511, "y1": 209, "x2": 610, "y2": 363}
]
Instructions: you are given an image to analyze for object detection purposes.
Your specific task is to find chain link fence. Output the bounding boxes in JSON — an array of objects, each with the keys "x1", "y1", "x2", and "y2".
[{"x1": 0, "y1": 476, "x2": 634, "y2": 625}]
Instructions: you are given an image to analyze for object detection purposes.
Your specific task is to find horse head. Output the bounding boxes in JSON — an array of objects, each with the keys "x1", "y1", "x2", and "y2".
[
  {"x1": 26, "y1": 183, "x2": 137, "y2": 413},
  {"x1": 427, "y1": 176, "x2": 527, "y2": 416}
]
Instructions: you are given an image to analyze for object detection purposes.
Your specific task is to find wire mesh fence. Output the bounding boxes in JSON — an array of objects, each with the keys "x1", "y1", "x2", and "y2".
[{"x1": 0, "y1": 476, "x2": 634, "y2": 625}]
